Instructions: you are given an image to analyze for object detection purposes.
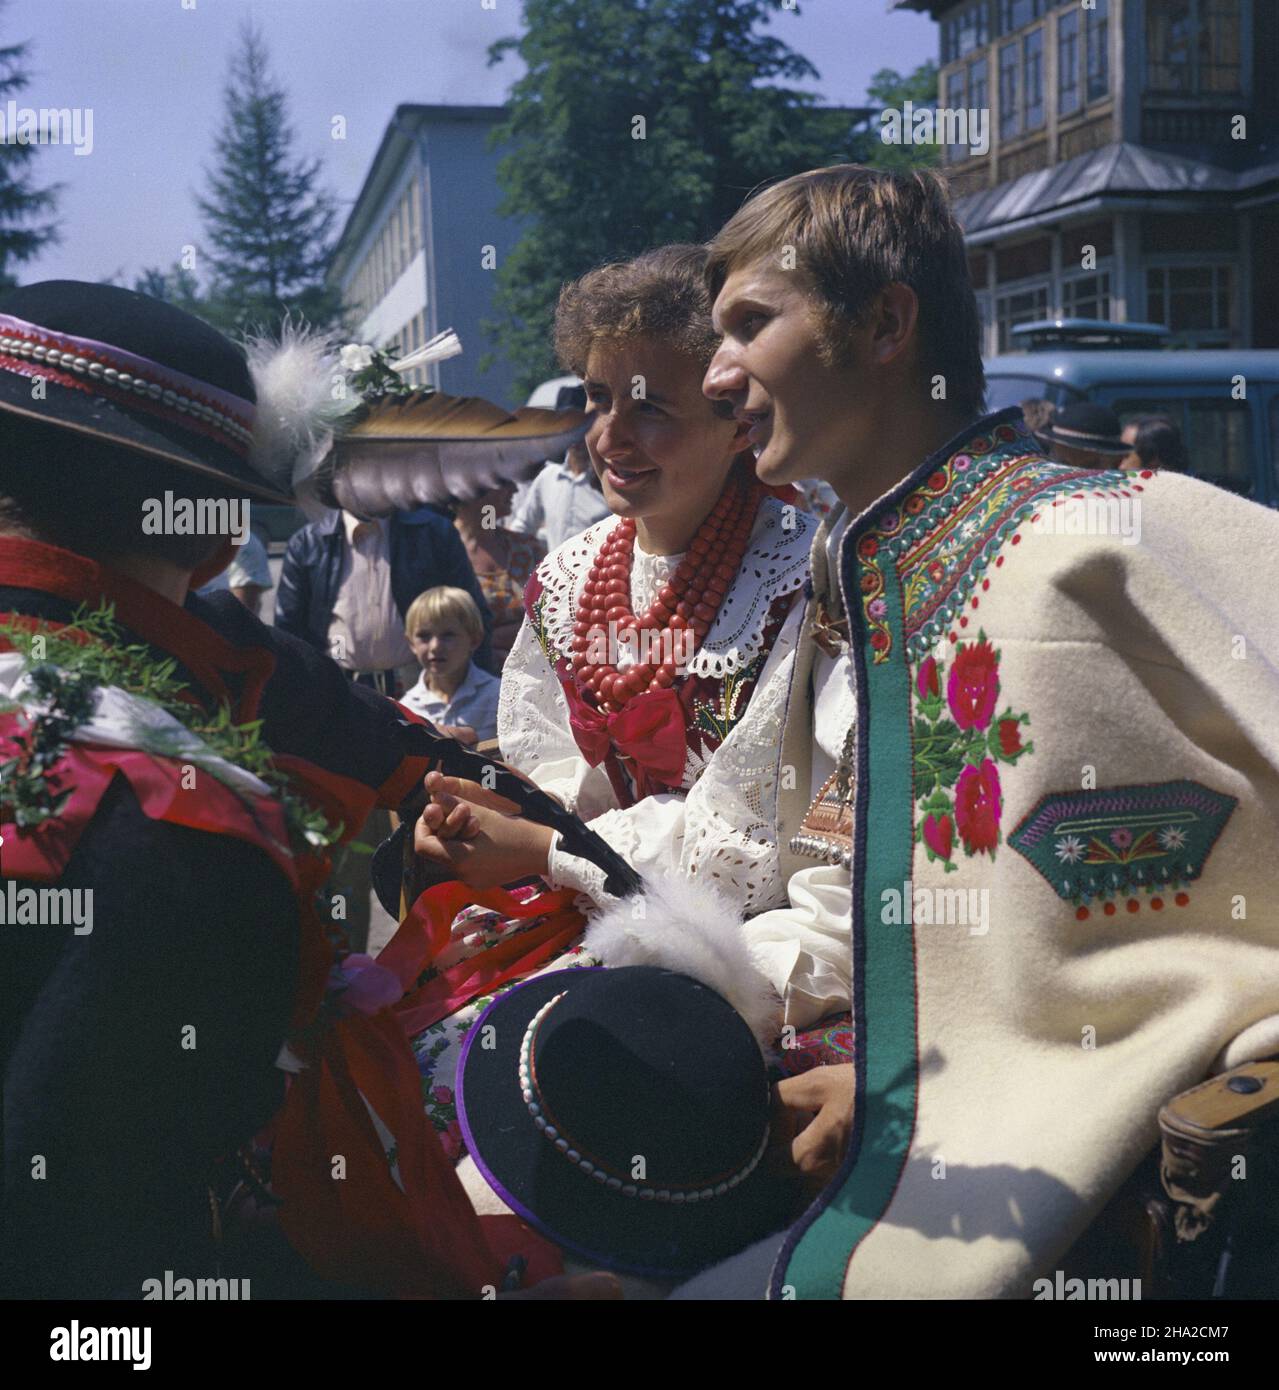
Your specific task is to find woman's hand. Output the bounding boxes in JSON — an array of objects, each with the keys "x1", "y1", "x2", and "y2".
[
  {"x1": 413, "y1": 771, "x2": 555, "y2": 891},
  {"x1": 438, "y1": 723, "x2": 479, "y2": 746},
  {"x1": 771, "y1": 1064, "x2": 856, "y2": 1193}
]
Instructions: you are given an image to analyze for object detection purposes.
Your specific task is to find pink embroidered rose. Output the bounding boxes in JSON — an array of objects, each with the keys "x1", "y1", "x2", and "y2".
[
  {"x1": 955, "y1": 758, "x2": 1002, "y2": 856},
  {"x1": 923, "y1": 812, "x2": 954, "y2": 861},
  {"x1": 432, "y1": 1085, "x2": 454, "y2": 1105},
  {"x1": 916, "y1": 655, "x2": 940, "y2": 700},
  {"x1": 947, "y1": 638, "x2": 1000, "y2": 730}
]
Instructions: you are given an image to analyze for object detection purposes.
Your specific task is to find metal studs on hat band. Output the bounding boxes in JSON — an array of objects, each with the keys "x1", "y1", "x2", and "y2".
[
  {"x1": 0, "y1": 331, "x2": 253, "y2": 448},
  {"x1": 518, "y1": 990, "x2": 770, "y2": 1203}
]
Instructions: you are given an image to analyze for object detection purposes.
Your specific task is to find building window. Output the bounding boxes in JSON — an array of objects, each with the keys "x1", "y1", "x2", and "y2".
[
  {"x1": 945, "y1": 68, "x2": 967, "y2": 162},
  {"x1": 943, "y1": 1, "x2": 991, "y2": 63},
  {"x1": 1023, "y1": 27, "x2": 1044, "y2": 131},
  {"x1": 1146, "y1": 263, "x2": 1234, "y2": 342},
  {"x1": 999, "y1": 40, "x2": 1020, "y2": 140},
  {"x1": 969, "y1": 54, "x2": 989, "y2": 118},
  {"x1": 1086, "y1": 0, "x2": 1111, "y2": 104},
  {"x1": 998, "y1": 0, "x2": 1046, "y2": 35},
  {"x1": 1058, "y1": 9, "x2": 1080, "y2": 117},
  {"x1": 1061, "y1": 271, "x2": 1112, "y2": 321},
  {"x1": 1145, "y1": 0, "x2": 1242, "y2": 96},
  {"x1": 996, "y1": 282, "x2": 1050, "y2": 352}
]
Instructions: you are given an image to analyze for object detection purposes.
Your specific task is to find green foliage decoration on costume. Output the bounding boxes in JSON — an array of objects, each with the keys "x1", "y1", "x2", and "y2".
[{"x1": 0, "y1": 604, "x2": 341, "y2": 854}]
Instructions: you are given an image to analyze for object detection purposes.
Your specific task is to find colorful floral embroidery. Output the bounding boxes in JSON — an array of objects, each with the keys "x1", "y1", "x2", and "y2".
[
  {"x1": 1008, "y1": 780, "x2": 1237, "y2": 917},
  {"x1": 911, "y1": 632, "x2": 1033, "y2": 871},
  {"x1": 853, "y1": 414, "x2": 1148, "y2": 664},
  {"x1": 692, "y1": 649, "x2": 766, "y2": 743},
  {"x1": 529, "y1": 588, "x2": 554, "y2": 664}
]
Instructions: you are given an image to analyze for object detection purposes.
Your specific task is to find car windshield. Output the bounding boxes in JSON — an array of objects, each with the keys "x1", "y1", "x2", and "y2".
[
  {"x1": 985, "y1": 375, "x2": 1084, "y2": 414},
  {"x1": 1112, "y1": 397, "x2": 1254, "y2": 498}
]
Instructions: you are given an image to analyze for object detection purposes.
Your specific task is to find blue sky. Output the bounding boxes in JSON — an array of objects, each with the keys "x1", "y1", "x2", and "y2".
[{"x1": 13, "y1": 0, "x2": 936, "y2": 286}]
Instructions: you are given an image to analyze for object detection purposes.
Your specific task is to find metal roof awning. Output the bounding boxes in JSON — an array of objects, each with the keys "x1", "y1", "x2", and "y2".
[{"x1": 954, "y1": 142, "x2": 1276, "y2": 244}]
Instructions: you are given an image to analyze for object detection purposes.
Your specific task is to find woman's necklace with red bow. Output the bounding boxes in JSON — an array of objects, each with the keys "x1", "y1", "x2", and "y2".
[{"x1": 569, "y1": 470, "x2": 764, "y2": 714}]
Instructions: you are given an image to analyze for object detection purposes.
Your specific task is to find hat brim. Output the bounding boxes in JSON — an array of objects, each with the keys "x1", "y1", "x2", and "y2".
[
  {"x1": 0, "y1": 371, "x2": 293, "y2": 503},
  {"x1": 1036, "y1": 426, "x2": 1131, "y2": 457},
  {"x1": 456, "y1": 968, "x2": 794, "y2": 1280}
]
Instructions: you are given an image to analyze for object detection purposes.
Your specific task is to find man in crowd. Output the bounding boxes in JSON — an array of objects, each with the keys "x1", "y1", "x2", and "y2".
[
  {"x1": 1034, "y1": 399, "x2": 1130, "y2": 469},
  {"x1": 195, "y1": 522, "x2": 273, "y2": 617},
  {"x1": 507, "y1": 386, "x2": 611, "y2": 550},
  {"x1": 683, "y1": 163, "x2": 1279, "y2": 1299},
  {"x1": 276, "y1": 496, "x2": 494, "y2": 947},
  {"x1": 276, "y1": 500, "x2": 493, "y2": 693}
]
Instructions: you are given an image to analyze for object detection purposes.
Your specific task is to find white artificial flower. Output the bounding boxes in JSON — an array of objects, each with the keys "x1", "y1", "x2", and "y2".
[{"x1": 339, "y1": 343, "x2": 375, "y2": 372}]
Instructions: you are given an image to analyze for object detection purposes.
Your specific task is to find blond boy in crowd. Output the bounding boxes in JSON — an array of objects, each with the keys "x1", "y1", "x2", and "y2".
[{"x1": 399, "y1": 587, "x2": 501, "y2": 745}]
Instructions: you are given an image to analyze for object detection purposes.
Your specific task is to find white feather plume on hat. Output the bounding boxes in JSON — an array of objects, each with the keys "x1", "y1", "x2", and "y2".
[
  {"x1": 244, "y1": 322, "x2": 361, "y2": 508},
  {"x1": 582, "y1": 871, "x2": 782, "y2": 1055}
]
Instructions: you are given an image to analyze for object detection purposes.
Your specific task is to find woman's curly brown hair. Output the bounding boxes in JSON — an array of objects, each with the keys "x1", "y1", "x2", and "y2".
[{"x1": 554, "y1": 244, "x2": 721, "y2": 377}]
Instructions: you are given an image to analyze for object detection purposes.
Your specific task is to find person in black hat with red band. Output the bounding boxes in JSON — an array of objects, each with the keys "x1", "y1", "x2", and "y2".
[{"x1": 0, "y1": 281, "x2": 602, "y2": 1300}]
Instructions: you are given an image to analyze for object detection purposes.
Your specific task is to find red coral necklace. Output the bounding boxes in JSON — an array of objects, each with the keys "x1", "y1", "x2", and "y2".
[{"x1": 569, "y1": 469, "x2": 764, "y2": 714}]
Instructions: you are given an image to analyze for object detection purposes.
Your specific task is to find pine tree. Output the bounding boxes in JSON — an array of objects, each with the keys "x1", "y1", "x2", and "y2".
[
  {"x1": 0, "y1": 7, "x2": 59, "y2": 290},
  {"x1": 485, "y1": 0, "x2": 857, "y2": 396},
  {"x1": 132, "y1": 262, "x2": 206, "y2": 317},
  {"x1": 196, "y1": 21, "x2": 341, "y2": 335}
]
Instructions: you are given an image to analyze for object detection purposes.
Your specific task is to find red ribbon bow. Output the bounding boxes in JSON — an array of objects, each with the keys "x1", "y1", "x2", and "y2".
[{"x1": 563, "y1": 680, "x2": 687, "y2": 791}]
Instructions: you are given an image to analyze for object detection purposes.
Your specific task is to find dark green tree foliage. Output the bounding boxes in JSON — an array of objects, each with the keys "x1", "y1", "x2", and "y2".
[
  {"x1": 0, "y1": 11, "x2": 59, "y2": 290},
  {"x1": 486, "y1": 0, "x2": 857, "y2": 395},
  {"x1": 131, "y1": 262, "x2": 205, "y2": 317},
  {"x1": 855, "y1": 61, "x2": 941, "y2": 170},
  {"x1": 196, "y1": 22, "x2": 341, "y2": 335}
]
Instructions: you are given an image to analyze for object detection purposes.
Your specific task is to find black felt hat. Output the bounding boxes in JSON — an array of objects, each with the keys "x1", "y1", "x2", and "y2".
[
  {"x1": 0, "y1": 279, "x2": 293, "y2": 502},
  {"x1": 456, "y1": 967, "x2": 794, "y2": 1278},
  {"x1": 1036, "y1": 400, "x2": 1129, "y2": 457}
]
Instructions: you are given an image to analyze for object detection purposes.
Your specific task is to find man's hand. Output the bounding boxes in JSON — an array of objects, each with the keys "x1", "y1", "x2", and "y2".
[
  {"x1": 413, "y1": 771, "x2": 554, "y2": 891},
  {"x1": 772, "y1": 1064, "x2": 856, "y2": 1192}
]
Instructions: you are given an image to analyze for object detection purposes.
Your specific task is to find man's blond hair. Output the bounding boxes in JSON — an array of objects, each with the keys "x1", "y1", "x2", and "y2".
[
  {"x1": 404, "y1": 586, "x2": 485, "y2": 645},
  {"x1": 706, "y1": 164, "x2": 985, "y2": 418}
]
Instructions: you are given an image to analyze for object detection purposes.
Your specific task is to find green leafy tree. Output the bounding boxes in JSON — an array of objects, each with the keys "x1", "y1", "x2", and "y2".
[
  {"x1": 0, "y1": 5, "x2": 59, "y2": 289},
  {"x1": 486, "y1": 0, "x2": 859, "y2": 396},
  {"x1": 196, "y1": 22, "x2": 341, "y2": 335},
  {"x1": 855, "y1": 61, "x2": 942, "y2": 171},
  {"x1": 132, "y1": 262, "x2": 206, "y2": 317}
]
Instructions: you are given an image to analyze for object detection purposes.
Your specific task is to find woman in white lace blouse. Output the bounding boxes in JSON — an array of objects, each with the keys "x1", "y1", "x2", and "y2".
[{"x1": 402, "y1": 246, "x2": 819, "y2": 1154}]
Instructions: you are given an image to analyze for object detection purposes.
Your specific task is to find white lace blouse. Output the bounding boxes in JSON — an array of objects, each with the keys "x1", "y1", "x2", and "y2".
[{"x1": 497, "y1": 496, "x2": 815, "y2": 915}]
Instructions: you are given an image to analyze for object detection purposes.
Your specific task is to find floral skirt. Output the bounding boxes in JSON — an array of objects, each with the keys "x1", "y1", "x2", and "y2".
[{"x1": 409, "y1": 900, "x2": 599, "y2": 1161}]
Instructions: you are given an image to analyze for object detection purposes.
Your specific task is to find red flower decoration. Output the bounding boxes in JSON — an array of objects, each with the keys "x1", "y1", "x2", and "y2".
[
  {"x1": 923, "y1": 812, "x2": 954, "y2": 861},
  {"x1": 997, "y1": 717, "x2": 1022, "y2": 755},
  {"x1": 858, "y1": 536, "x2": 879, "y2": 558},
  {"x1": 870, "y1": 630, "x2": 890, "y2": 651},
  {"x1": 905, "y1": 495, "x2": 925, "y2": 514},
  {"x1": 927, "y1": 470, "x2": 947, "y2": 490},
  {"x1": 955, "y1": 758, "x2": 1002, "y2": 855},
  {"x1": 947, "y1": 638, "x2": 1000, "y2": 730},
  {"x1": 916, "y1": 655, "x2": 939, "y2": 700}
]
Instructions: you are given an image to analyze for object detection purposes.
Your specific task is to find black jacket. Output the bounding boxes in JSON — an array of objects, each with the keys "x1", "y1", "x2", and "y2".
[
  {"x1": 0, "y1": 582, "x2": 429, "y2": 1299},
  {"x1": 274, "y1": 506, "x2": 494, "y2": 672}
]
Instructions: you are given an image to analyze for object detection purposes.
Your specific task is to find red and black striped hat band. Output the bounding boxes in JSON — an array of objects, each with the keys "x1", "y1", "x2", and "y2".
[{"x1": 0, "y1": 311, "x2": 255, "y2": 458}]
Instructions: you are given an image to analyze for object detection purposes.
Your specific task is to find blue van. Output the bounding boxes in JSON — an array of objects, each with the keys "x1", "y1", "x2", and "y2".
[{"x1": 984, "y1": 322, "x2": 1279, "y2": 507}]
